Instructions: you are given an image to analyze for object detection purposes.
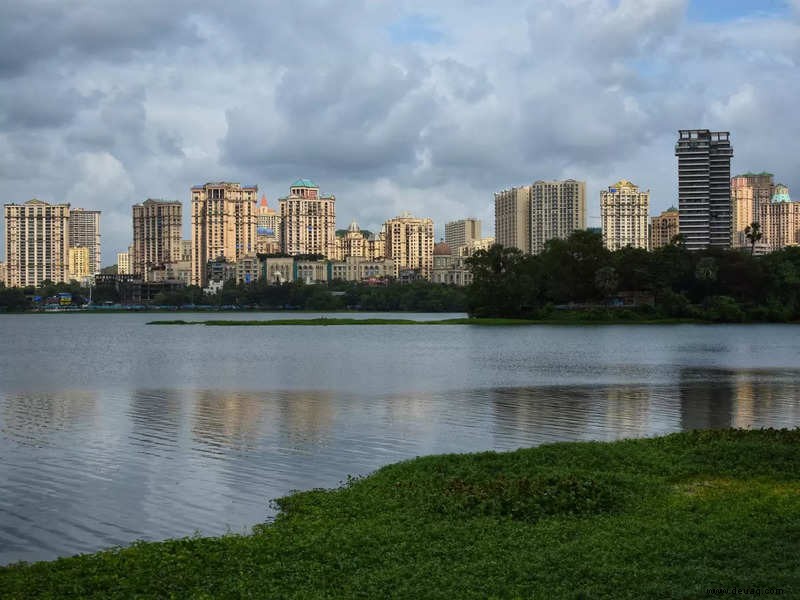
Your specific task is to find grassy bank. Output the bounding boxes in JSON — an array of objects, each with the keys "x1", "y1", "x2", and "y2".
[
  {"x1": 2, "y1": 429, "x2": 798, "y2": 598},
  {"x1": 147, "y1": 316, "x2": 708, "y2": 326}
]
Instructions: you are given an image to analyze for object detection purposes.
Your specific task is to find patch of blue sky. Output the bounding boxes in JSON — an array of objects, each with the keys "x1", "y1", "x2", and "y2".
[
  {"x1": 388, "y1": 14, "x2": 445, "y2": 44},
  {"x1": 687, "y1": 0, "x2": 791, "y2": 23}
]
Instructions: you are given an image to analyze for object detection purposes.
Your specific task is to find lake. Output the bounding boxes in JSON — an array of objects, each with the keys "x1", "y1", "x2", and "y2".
[{"x1": 1, "y1": 312, "x2": 800, "y2": 565}]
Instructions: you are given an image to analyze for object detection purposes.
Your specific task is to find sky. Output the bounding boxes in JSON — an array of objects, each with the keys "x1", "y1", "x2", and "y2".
[{"x1": 1, "y1": 0, "x2": 799, "y2": 265}]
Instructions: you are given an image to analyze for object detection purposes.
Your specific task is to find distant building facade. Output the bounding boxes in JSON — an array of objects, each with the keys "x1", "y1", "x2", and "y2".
[
  {"x1": 117, "y1": 252, "x2": 131, "y2": 275},
  {"x1": 731, "y1": 173, "x2": 774, "y2": 248},
  {"x1": 68, "y1": 246, "x2": 91, "y2": 281},
  {"x1": 494, "y1": 186, "x2": 530, "y2": 252},
  {"x1": 650, "y1": 207, "x2": 680, "y2": 250},
  {"x1": 0, "y1": 262, "x2": 5, "y2": 286},
  {"x1": 444, "y1": 218, "x2": 481, "y2": 253},
  {"x1": 256, "y1": 195, "x2": 281, "y2": 254},
  {"x1": 600, "y1": 180, "x2": 649, "y2": 251},
  {"x1": 132, "y1": 199, "x2": 183, "y2": 280},
  {"x1": 530, "y1": 180, "x2": 586, "y2": 254},
  {"x1": 760, "y1": 185, "x2": 800, "y2": 250},
  {"x1": 675, "y1": 129, "x2": 734, "y2": 250},
  {"x1": 431, "y1": 241, "x2": 473, "y2": 286},
  {"x1": 68, "y1": 208, "x2": 101, "y2": 274},
  {"x1": 191, "y1": 182, "x2": 257, "y2": 286},
  {"x1": 4, "y1": 199, "x2": 70, "y2": 287},
  {"x1": 279, "y1": 179, "x2": 336, "y2": 258},
  {"x1": 383, "y1": 212, "x2": 435, "y2": 278}
]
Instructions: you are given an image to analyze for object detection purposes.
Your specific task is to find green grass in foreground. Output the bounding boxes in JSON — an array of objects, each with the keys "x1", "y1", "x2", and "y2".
[
  {"x1": 147, "y1": 316, "x2": 702, "y2": 326},
  {"x1": 2, "y1": 429, "x2": 798, "y2": 599}
]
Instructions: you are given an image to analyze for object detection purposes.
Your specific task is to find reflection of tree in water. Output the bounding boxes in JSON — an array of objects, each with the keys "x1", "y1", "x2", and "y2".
[
  {"x1": 1, "y1": 391, "x2": 97, "y2": 446},
  {"x1": 192, "y1": 391, "x2": 267, "y2": 450}
]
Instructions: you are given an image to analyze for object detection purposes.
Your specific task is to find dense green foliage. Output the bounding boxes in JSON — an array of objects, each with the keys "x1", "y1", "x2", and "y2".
[
  {"x1": 0, "y1": 280, "x2": 467, "y2": 313},
  {"x1": 466, "y1": 231, "x2": 800, "y2": 321},
  {"x1": 180, "y1": 280, "x2": 467, "y2": 312},
  {"x1": 2, "y1": 429, "x2": 798, "y2": 598}
]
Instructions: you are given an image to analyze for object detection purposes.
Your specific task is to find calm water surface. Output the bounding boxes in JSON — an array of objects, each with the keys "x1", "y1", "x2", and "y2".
[{"x1": 1, "y1": 312, "x2": 800, "y2": 565}]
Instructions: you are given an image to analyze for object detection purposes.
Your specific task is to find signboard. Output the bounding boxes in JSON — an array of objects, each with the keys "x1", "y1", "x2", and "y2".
[
  {"x1": 257, "y1": 226, "x2": 274, "y2": 236},
  {"x1": 58, "y1": 292, "x2": 72, "y2": 306}
]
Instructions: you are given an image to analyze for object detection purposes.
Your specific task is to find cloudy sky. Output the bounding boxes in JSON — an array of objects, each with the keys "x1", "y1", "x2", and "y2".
[{"x1": 1, "y1": 0, "x2": 799, "y2": 264}]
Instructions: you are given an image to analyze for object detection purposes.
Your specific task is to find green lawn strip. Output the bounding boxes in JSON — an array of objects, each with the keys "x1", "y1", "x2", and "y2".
[
  {"x1": 146, "y1": 316, "x2": 714, "y2": 326},
  {"x1": 2, "y1": 429, "x2": 798, "y2": 598}
]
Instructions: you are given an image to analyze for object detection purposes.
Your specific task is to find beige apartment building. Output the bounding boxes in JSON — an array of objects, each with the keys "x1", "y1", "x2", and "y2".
[
  {"x1": 256, "y1": 195, "x2": 281, "y2": 254},
  {"x1": 330, "y1": 256, "x2": 395, "y2": 281},
  {"x1": 760, "y1": 186, "x2": 800, "y2": 250},
  {"x1": 333, "y1": 221, "x2": 369, "y2": 260},
  {"x1": 444, "y1": 218, "x2": 481, "y2": 253},
  {"x1": 68, "y1": 208, "x2": 101, "y2": 274},
  {"x1": 600, "y1": 180, "x2": 649, "y2": 251},
  {"x1": 494, "y1": 186, "x2": 530, "y2": 252},
  {"x1": 650, "y1": 207, "x2": 679, "y2": 250},
  {"x1": 117, "y1": 252, "x2": 131, "y2": 275},
  {"x1": 132, "y1": 199, "x2": 183, "y2": 280},
  {"x1": 530, "y1": 180, "x2": 586, "y2": 254},
  {"x1": 731, "y1": 173, "x2": 774, "y2": 248},
  {"x1": 0, "y1": 261, "x2": 6, "y2": 286},
  {"x1": 432, "y1": 241, "x2": 472, "y2": 286},
  {"x1": 191, "y1": 182, "x2": 258, "y2": 286},
  {"x1": 4, "y1": 199, "x2": 71, "y2": 287},
  {"x1": 68, "y1": 246, "x2": 91, "y2": 281},
  {"x1": 279, "y1": 179, "x2": 336, "y2": 258},
  {"x1": 383, "y1": 212, "x2": 435, "y2": 278}
]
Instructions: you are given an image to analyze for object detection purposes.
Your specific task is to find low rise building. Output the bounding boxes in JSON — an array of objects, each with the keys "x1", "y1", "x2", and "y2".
[{"x1": 431, "y1": 241, "x2": 473, "y2": 286}]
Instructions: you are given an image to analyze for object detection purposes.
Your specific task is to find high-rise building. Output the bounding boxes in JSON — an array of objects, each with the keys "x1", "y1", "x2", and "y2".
[
  {"x1": 731, "y1": 173, "x2": 774, "y2": 248},
  {"x1": 760, "y1": 185, "x2": 800, "y2": 251},
  {"x1": 445, "y1": 218, "x2": 481, "y2": 252},
  {"x1": 334, "y1": 221, "x2": 368, "y2": 260},
  {"x1": 384, "y1": 212, "x2": 435, "y2": 278},
  {"x1": 191, "y1": 182, "x2": 257, "y2": 286},
  {"x1": 4, "y1": 199, "x2": 70, "y2": 287},
  {"x1": 180, "y1": 240, "x2": 192, "y2": 262},
  {"x1": 117, "y1": 252, "x2": 131, "y2": 275},
  {"x1": 132, "y1": 199, "x2": 183, "y2": 280},
  {"x1": 600, "y1": 180, "x2": 649, "y2": 251},
  {"x1": 650, "y1": 207, "x2": 680, "y2": 250},
  {"x1": 68, "y1": 208, "x2": 101, "y2": 274},
  {"x1": 530, "y1": 179, "x2": 586, "y2": 254},
  {"x1": 494, "y1": 186, "x2": 530, "y2": 252},
  {"x1": 68, "y1": 247, "x2": 91, "y2": 281},
  {"x1": 256, "y1": 195, "x2": 281, "y2": 254},
  {"x1": 675, "y1": 130, "x2": 734, "y2": 251},
  {"x1": 0, "y1": 262, "x2": 6, "y2": 286},
  {"x1": 279, "y1": 179, "x2": 336, "y2": 258}
]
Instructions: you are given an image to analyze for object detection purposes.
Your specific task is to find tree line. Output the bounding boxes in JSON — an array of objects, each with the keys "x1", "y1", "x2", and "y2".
[{"x1": 465, "y1": 230, "x2": 800, "y2": 322}]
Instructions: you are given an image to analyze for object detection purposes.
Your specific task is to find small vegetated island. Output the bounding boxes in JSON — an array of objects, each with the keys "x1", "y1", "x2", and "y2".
[{"x1": 1, "y1": 429, "x2": 798, "y2": 598}]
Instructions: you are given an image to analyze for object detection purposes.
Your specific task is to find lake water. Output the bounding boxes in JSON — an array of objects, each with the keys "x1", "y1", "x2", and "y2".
[{"x1": 1, "y1": 312, "x2": 800, "y2": 565}]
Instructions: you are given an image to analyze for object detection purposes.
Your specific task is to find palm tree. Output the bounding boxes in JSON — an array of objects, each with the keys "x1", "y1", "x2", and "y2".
[{"x1": 744, "y1": 222, "x2": 763, "y2": 255}]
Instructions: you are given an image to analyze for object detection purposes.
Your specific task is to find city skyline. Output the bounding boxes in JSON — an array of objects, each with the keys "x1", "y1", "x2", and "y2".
[{"x1": 0, "y1": 1, "x2": 798, "y2": 261}]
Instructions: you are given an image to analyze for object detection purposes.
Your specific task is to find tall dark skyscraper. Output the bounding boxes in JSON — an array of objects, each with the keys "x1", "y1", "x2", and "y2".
[{"x1": 675, "y1": 129, "x2": 734, "y2": 250}]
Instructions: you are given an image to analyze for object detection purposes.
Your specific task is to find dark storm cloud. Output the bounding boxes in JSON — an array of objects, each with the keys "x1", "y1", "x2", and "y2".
[{"x1": 0, "y1": 0, "x2": 200, "y2": 77}]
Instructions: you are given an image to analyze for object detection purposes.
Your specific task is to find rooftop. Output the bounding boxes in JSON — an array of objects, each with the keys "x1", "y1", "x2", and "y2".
[{"x1": 291, "y1": 178, "x2": 318, "y2": 188}]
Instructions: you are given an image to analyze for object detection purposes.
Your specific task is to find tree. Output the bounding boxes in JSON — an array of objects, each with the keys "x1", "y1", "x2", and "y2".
[{"x1": 744, "y1": 222, "x2": 763, "y2": 256}]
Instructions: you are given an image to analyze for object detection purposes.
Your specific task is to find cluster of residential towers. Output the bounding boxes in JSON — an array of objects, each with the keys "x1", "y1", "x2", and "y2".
[{"x1": 2, "y1": 129, "x2": 798, "y2": 290}]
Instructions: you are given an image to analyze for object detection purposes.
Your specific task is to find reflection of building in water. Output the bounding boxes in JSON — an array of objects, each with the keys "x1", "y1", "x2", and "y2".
[
  {"x1": 730, "y1": 372, "x2": 800, "y2": 429},
  {"x1": 192, "y1": 391, "x2": 266, "y2": 449},
  {"x1": 679, "y1": 370, "x2": 736, "y2": 430},
  {"x1": 601, "y1": 387, "x2": 653, "y2": 438},
  {"x1": 2, "y1": 391, "x2": 97, "y2": 443},
  {"x1": 276, "y1": 391, "x2": 335, "y2": 444},
  {"x1": 129, "y1": 390, "x2": 183, "y2": 433},
  {"x1": 489, "y1": 387, "x2": 594, "y2": 445}
]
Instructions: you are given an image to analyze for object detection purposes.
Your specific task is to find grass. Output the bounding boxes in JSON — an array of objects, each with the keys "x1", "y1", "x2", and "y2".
[
  {"x1": 147, "y1": 316, "x2": 706, "y2": 326},
  {"x1": 1, "y1": 429, "x2": 798, "y2": 598}
]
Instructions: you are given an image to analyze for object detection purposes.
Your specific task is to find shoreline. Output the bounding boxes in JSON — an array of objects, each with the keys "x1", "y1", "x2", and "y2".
[
  {"x1": 146, "y1": 316, "x2": 798, "y2": 326},
  {"x1": 1, "y1": 429, "x2": 797, "y2": 598}
]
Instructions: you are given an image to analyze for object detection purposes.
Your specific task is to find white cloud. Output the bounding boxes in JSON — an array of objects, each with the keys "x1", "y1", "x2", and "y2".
[{"x1": 0, "y1": 0, "x2": 798, "y2": 261}]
